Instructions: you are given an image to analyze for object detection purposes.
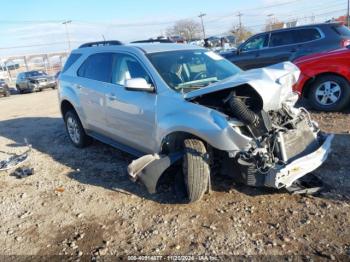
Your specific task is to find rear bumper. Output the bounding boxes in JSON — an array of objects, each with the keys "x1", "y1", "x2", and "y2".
[{"x1": 265, "y1": 133, "x2": 334, "y2": 188}]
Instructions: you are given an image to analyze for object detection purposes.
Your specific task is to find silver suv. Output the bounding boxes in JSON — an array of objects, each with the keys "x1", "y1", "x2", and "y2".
[{"x1": 59, "y1": 41, "x2": 333, "y2": 202}]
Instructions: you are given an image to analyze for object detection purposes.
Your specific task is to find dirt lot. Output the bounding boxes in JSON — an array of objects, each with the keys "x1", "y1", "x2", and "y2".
[{"x1": 0, "y1": 90, "x2": 349, "y2": 259}]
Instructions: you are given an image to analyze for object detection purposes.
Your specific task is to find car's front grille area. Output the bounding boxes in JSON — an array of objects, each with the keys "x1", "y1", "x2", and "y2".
[{"x1": 282, "y1": 119, "x2": 319, "y2": 162}]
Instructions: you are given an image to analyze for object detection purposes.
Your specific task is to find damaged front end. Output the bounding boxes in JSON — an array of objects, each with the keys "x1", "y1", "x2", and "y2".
[
  {"x1": 230, "y1": 98, "x2": 333, "y2": 189},
  {"x1": 189, "y1": 63, "x2": 333, "y2": 190},
  {"x1": 128, "y1": 62, "x2": 333, "y2": 193}
]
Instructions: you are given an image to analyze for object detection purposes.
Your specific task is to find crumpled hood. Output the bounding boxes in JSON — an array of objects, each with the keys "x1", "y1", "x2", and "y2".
[{"x1": 184, "y1": 62, "x2": 300, "y2": 111}]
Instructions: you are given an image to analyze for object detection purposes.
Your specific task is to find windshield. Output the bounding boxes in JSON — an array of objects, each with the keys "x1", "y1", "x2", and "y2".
[
  {"x1": 147, "y1": 50, "x2": 241, "y2": 93},
  {"x1": 26, "y1": 71, "x2": 47, "y2": 77}
]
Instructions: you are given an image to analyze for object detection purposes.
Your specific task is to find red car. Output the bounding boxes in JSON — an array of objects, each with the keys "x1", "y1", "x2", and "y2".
[{"x1": 294, "y1": 47, "x2": 350, "y2": 111}]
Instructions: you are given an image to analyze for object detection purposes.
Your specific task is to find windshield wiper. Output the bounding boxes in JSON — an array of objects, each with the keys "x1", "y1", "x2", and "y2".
[{"x1": 177, "y1": 79, "x2": 219, "y2": 89}]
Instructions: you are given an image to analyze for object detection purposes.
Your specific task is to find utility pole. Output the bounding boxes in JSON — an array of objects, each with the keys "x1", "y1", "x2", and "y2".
[
  {"x1": 62, "y1": 20, "x2": 72, "y2": 52},
  {"x1": 198, "y1": 13, "x2": 206, "y2": 39},
  {"x1": 267, "y1": 14, "x2": 275, "y2": 31},
  {"x1": 347, "y1": 0, "x2": 349, "y2": 27},
  {"x1": 237, "y1": 12, "x2": 243, "y2": 42}
]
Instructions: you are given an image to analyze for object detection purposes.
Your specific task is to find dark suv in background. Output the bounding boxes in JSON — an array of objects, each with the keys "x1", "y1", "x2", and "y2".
[{"x1": 222, "y1": 23, "x2": 350, "y2": 70}]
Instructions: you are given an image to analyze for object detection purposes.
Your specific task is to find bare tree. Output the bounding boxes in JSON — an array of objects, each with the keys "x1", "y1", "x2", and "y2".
[
  {"x1": 265, "y1": 19, "x2": 284, "y2": 31},
  {"x1": 166, "y1": 19, "x2": 201, "y2": 41},
  {"x1": 230, "y1": 25, "x2": 253, "y2": 44}
]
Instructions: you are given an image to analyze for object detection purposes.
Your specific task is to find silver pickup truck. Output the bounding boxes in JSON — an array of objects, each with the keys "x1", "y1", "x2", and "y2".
[{"x1": 58, "y1": 41, "x2": 333, "y2": 203}]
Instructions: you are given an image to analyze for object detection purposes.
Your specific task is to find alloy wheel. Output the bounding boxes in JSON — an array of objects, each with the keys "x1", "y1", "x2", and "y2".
[
  {"x1": 66, "y1": 116, "x2": 81, "y2": 144},
  {"x1": 315, "y1": 81, "x2": 342, "y2": 106}
]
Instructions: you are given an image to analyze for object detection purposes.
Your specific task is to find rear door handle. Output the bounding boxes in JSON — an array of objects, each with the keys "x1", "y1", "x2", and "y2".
[
  {"x1": 107, "y1": 94, "x2": 117, "y2": 101},
  {"x1": 75, "y1": 84, "x2": 83, "y2": 89}
]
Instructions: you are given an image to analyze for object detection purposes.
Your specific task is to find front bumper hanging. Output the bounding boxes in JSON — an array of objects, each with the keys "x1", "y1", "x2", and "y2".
[
  {"x1": 265, "y1": 134, "x2": 334, "y2": 189},
  {"x1": 128, "y1": 152, "x2": 183, "y2": 193}
]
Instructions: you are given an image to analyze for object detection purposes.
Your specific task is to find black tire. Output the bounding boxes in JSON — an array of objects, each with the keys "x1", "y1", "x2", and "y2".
[
  {"x1": 64, "y1": 110, "x2": 92, "y2": 148},
  {"x1": 4, "y1": 89, "x2": 10, "y2": 97},
  {"x1": 308, "y1": 75, "x2": 350, "y2": 112},
  {"x1": 183, "y1": 139, "x2": 210, "y2": 203},
  {"x1": 16, "y1": 85, "x2": 23, "y2": 94}
]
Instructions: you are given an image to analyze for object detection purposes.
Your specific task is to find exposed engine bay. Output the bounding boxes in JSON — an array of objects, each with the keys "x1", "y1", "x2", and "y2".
[{"x1": 190, "y1": 85, "x2": 326, "y2": 188}]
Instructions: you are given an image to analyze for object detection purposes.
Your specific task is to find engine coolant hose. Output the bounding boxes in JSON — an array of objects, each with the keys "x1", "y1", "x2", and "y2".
[{"x1": 227, "y1": 94, "x2": 259, "y2": 126}]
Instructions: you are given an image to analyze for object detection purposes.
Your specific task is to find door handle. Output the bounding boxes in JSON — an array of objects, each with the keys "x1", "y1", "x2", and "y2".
[
  {"x1": 75, "y1": 84, "x2": 83, "y2": 89},
  {"x1": 107, "y1": 94, "x2": 117, "y2": 101}
]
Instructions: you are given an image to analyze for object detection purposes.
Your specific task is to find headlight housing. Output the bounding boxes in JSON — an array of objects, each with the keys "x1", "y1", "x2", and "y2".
[{"x1": 276, "y1": 73, "x2": 297, "y2": 89}]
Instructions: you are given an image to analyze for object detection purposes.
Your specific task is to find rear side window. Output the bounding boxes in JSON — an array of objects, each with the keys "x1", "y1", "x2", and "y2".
[
  {"x1": 296, "y1": 28, "x2": 321, "y2": 42},
  {"x1": 78, "y1": 53, "x2": 114, "y2": 83},
  {"x1": 333, "y1": 25, "x2": 350, "y2": 36},
  {"x1": 269, "y1": 28, "x2": 321, "y2": 47},
  {"x1": 62, "y1": 53, "x2": 81, "y2": 73},
  {"x1": 269, "y1": 31, "x2": 297, "y2": 47}
]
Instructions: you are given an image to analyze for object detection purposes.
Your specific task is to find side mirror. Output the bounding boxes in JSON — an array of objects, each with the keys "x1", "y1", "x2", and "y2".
[{"x1": 125, "y1": 78, "x2": 154, "y2": 92}]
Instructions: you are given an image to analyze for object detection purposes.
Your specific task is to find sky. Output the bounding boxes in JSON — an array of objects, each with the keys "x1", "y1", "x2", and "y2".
[{"x1": 0, "y1": 0, "x2": 348, "y2": 57}]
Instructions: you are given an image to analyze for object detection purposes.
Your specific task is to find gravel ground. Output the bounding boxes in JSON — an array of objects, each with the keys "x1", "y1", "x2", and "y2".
[{"x1": 0, "y1": 90, "x2": 349, "y2": 260}]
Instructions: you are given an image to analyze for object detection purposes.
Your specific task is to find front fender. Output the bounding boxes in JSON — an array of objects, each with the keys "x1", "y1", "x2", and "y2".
[{"x1": 156, "y1": 97, "x2": 252, "y2": 152}]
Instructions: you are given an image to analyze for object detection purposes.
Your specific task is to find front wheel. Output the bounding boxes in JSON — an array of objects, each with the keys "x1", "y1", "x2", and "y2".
[
  {"x1": 309, "y1": 75, "x2": 350, "y2": 112},
  {"x1": 183, "y1": 139, "x2": 210, "y2": 203},
  {"x1": 64, "y1": 110, "x2": 92, "y2": 148}
]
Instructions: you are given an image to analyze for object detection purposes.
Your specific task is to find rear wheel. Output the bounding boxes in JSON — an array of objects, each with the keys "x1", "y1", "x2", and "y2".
[
  {"x1": 64, "y1": 110, "x2": 92, "y2": 148},
  {"x1": 16, "y1": 85, "x2": 23, "y2": 94},
  {"x1": 309, "y1": 75, "x2": 350, "y2": 111},
  {"x1": 183, "y1": 139, "x2": 210, "y2": 203},
  {"x1": 4, "y1": 90, "x2": 10, "y2": 97}
]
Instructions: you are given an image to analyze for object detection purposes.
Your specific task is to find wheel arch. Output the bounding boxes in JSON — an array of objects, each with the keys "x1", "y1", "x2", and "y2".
[
  {"x1": 60, "y1": 99, "x2": 77, "y2": 118},
  {"x1": 60, "y1": 98, "x2": 88, "y2": 129},
  {"x1": 302, "y1": 72, "x2": 349, "y2": 98},
  {"x1": 160, "y1": 131, "x2": 209, "y2": 154}
]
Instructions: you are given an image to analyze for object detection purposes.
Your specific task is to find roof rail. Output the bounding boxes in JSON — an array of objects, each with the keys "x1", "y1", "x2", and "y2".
[
  {"x1": 79, "y1": 40, "x2": 123, "y2": 48},
  {"x1": 131, "y1": 39, "x2": 173, "y2": 44}
]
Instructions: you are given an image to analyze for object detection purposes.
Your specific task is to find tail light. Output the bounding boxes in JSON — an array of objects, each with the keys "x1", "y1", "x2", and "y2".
[{"x1": 341, "y1": 39, "x2": 350, "y2": 47}]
